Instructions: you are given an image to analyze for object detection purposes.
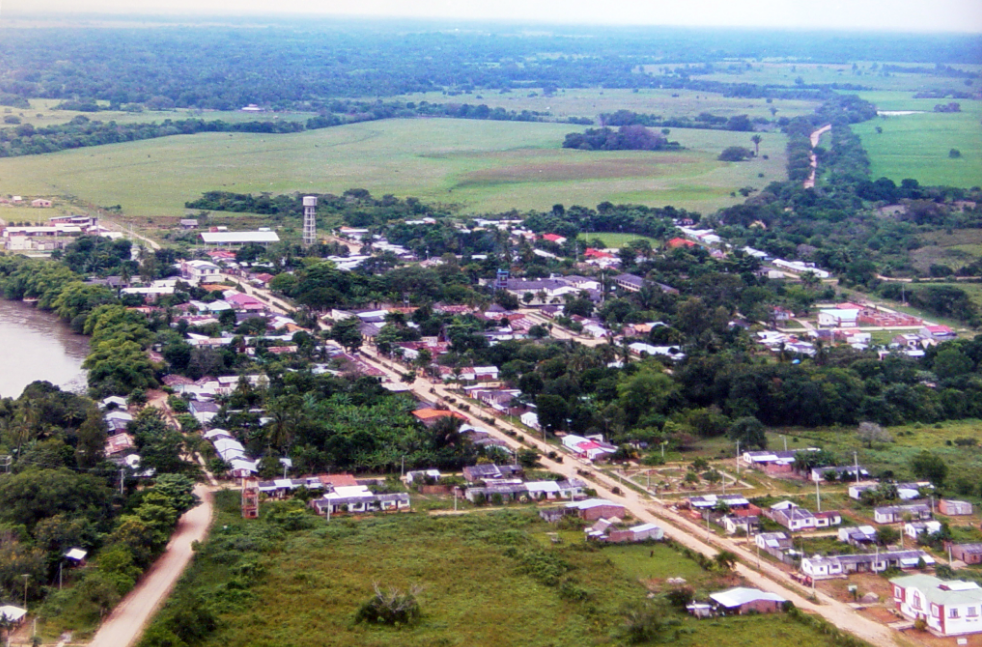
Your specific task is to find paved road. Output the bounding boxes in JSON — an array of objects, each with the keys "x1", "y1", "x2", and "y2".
[{"x1": 88, "y1": 485, "x2": 215, "y2": 647}]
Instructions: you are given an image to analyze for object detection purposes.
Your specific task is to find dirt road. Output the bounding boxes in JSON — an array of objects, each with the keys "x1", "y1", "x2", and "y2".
[
  {"x1": 88, "y1": 485, "x2": 215, "y2": 647},
  {"x1": 803, "y1": 124, "x2": 832, "y2": 189}
]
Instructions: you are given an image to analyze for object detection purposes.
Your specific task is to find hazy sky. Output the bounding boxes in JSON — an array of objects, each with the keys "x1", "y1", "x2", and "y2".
[{"x1": 4, "y1": 0, "x2": 982, "y2": 32}]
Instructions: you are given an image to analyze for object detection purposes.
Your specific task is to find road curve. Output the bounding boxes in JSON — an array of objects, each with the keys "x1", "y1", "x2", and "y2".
[{"x1": 88, "y1": 485, "x2": 215, "y2": 647}]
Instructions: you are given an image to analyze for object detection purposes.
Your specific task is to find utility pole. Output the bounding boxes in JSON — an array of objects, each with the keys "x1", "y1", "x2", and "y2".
[
  {"x1": 816, "y1": 479, "x2": 821, "y2": 512},
  {"x1": 22, "y1": 574, "x2": 29, "y2": 609},
  {"x1": 736, "y1": 440, "x2": 740, "y2": 477},
  {"x1": 854, "y1": 451, "x2": 860, "y2": 483},
  {"x1": 401, "y1": 456, "x2": 405, "y2": 478},
  {"x1": 783, "y1": 435, "x2": 787, "y2": 451}
]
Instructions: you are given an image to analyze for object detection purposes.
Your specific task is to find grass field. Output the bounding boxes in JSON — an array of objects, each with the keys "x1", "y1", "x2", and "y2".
[
  {"x1": 771, "y1": 419, "x2": 982, "y2": 499},
  {"x1": 693, "y1": 61, "x2": 980, "y2": 95},
  {"x1": 2, "y1": 98, "x2": 314, "y2": 129},
  {"x1": 0, "y1": 118, "x2": 786, "y2": 218},
  {"x1": 852, "y1": 92, "x2": 982, "y2": 189},
  {"x1": 140, "y1": 492, "x2": 868, "y2": 647},
  {"x1": 389, "y1": 87, "x2": 820, "y2": 122}
]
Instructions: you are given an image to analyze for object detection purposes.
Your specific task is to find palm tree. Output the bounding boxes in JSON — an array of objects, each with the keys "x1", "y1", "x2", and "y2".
[{"x1": 751, "y1": 134, "x2": 763, "y2": 156}]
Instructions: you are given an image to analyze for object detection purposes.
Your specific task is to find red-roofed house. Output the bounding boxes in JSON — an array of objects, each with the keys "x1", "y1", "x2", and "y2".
[
  {"x1": 542, "y1": 233, "x2": 567, "y2": 244},
  {"x1": 412, "y1": 409, "x2": 469, "y2": 427},
  {"x1": 585, "y1": 248, "x2": 615, "y2": 259},
  {"x1": 922, "y1": 325, "x2": 957, "y2": 340},
  {"x1": 667, "y1": 237, "x2": 697, "y2": 249}
]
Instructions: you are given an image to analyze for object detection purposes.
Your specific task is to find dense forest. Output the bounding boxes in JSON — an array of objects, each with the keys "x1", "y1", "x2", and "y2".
[{"x1": 0, "y1": 22, "x2": 979, "y2": 110}]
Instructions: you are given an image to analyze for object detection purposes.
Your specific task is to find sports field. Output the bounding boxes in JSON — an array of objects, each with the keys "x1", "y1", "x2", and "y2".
[
  {"x1": 0, "y1": 118, "x2": 786, "y2": 217},
  {"x1": 852, "y1": 92, "x2": 982, "y2": 188}
]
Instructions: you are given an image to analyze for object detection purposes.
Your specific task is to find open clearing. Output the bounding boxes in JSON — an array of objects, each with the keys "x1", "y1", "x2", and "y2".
[
  {"x1": 852, "y1": 92, "x2": 982, "y2": 188},
  {"x1": 388, "y1": 87, "x2": 820, "y2": 122},
  {"x1": 579, "y1": 232, "x2": 659, "y2": 248},
  {"x1": 150, "y1": 492, "x2": 864, "y2": 647},
  {"x1": 0, "y1": 118, "x2": 786, "y2": 217}
]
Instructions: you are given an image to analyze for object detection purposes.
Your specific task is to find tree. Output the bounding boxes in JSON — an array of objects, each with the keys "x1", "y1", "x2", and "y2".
[
  {"x1": 909, "y1": 451, "x2": 948, "y2": 486},
  {"x1": 536, "y1": 394, "x2": 568, "y2": 434},
  {"x1": 718, "y1": 146, "x2": 752, "y2": 162},
  {"x1": 728, "y1": 416, "x2": 766, "y2": 450},
  {"x1": 876, "y1": 526, "x2": 900, "y2": 547},
  {"x1": 331, "y1": 317, "x2": 363, "y2": 353},
  {"x1": 856, "y1": 421, "x2": 892, "y2": 448},
  {"x1": 714, "y1": 550, "x2": 738, "y2": 571},
  {"x1": 750, "y1": 134, "x2": 762, "y2": 156}
]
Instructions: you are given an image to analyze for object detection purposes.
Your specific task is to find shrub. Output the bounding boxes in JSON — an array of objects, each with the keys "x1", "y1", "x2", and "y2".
[
  {"x1": 355, "y1": 584, "x2": 422, "y2": 626},
  {"x1": 718, "y1": 146, "x2": 752, "y2": 162}
]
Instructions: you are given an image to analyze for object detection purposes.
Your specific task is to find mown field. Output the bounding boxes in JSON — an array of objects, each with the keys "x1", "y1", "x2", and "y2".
[
  {"x1": 852, "y1": 92, "x2": 982, "y2": 189},
  {"x1": 0, "y1": 118, "x2": 786, "y2": 218},
  {"x1": 579, "y1": 232, "x2": 659, "y2": 248},
  {"x1": 140, "y1": 492, "x2": 867, "y2": 647},
  {"x1": 388, "y1": 87, "x2": 820, "y2": 122}
]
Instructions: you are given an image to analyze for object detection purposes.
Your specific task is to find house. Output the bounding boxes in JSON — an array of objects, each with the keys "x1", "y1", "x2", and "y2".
[
  {"x1": 939, "y1": 499, "x2": 973, "y2": 516},
  {"x1": 742, "y1": 448, "x2": 814, "y2": 474},
  {"x1": 814, "y1": 511, "x2": 842, "y2": 528},
  {"x1": 189, "y1": 400, "x2": 220, "y2": 425},
  {"x1": 180, "y1": 219, "x2": 199, "y2": 229},
  {"x1": 520, "y1": 411, "x2": 540, "y2": 430},
  {"x1": 0, "y1": 605, "x2": 26, "y2": 625},
  {"x1": 921, "y1": 325, "x2": 958, "y2": 341},
  {"x1": 891, "y1": 574, "x2": 982, "y2": 636},
  {"x1": 905, "y1": 520, "x2": 943, "y2": 540},
  {"x1": 951, "y1": 544, "x2": 982, "y2": 565},
  {"x1": 667, "y1": 237, "x2": 697, "y2": 249},
  {"x1": 464, "y1": 483, "x2": 527, "y2": 503},
  {"x1": 411, "y1": 408, "x2": 468, "y2": 427},
  {"x1": 606, "y1": 523, "x2": 664, "y2": 543},
  {"x1": 105, "y1": 433, "x2": 135, "y2": 456},
  {"x1": 462, "y1": 464, "x2": 522, "y2": 483},
  {"x1": 200, "y1": 231, "x2": 280, "y2": 247},
  {"x1": 767, "y1": 502, "x2": 817, "y2": 531},
  {"x1": 756, "y1": 532, "x2": 792, "y2": 551},
  {"x1": 818, "y1": 308, "x2": 859, "y2": 328},
  {"x1": 772, "y1": 259, "x2": 831, "y2": 279},
  {"x1": 811, "y1": 465, "x2": 869, "y2": 482},
  {"x1": 723, "y1": 515, "x2": 759, "y2": 536},
  {"x1": 874, "y1": 503, "x2": 933, "y2": 524},
  {"x1": 180, "y1": 259, "x2": 222, "y2": 284},
  {"x1": 561, "y1": 434, "x2": 617, "y2": 461},
  {"x1": 613, "y1": 273, "x2": 645, "y2": 292},
  {"x1": 31, "y1": 198, "x2": 53, "y2": 208},
  {"x1": 404, "y1": 469, "x2": 441, "y2": 485},
  {"x1": 310, "y1": 487, "x2": 411, "y2": 515},
  {"x1": 802, "y1": 551, "x2": 935, "y2": 579},
  {"x1": 541, "y1": 233, "x2": 566, "y2": 245},
  {"x1": 686, "y1": 494, "x2": 752, "y2": 512},
  {"x1": 838, "y1": 525, "x2": 878, "y2": 547},
  {"x1": 566, "y1": 499, "x2": 626, "y2": 522},
  {"x1": 709, "y1": 588, "x2": 787, "y2": 615}
]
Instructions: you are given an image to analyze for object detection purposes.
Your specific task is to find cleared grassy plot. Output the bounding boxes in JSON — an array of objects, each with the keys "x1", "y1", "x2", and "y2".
[
  {"x1": 0, "y1": 118, "x2": 786, "y2": 218},
  {"x1": 155, "y1": 493, "x2": 864, "y2": 647},
  {"x1": 852, "y1": 96, "x2": 982, "y2": 188},
  {"x1": 388, "y1": 87, "x2": 820, "y2": 122}
]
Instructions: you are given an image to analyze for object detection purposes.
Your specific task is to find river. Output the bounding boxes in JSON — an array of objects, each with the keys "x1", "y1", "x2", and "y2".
[{"x1": 0, "y1": 299, "x2": 90, "y2": 399}]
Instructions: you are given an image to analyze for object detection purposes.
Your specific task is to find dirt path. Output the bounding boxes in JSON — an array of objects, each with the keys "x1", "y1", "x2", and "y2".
[
  {"x1": 87, "y1": 485, "x2": 215, "y2": 647},
  {"x1": 804, "y1": 124, "x2": 832, "y2": 189},
  {"x1": 100, "y1": 218, "x2": 162, "y2": 251}
]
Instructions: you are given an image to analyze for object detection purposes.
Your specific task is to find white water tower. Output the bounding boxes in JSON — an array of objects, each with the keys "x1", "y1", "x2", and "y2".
[{"x1": 302, "y1": 196, "x2": 317, "y2": 247}]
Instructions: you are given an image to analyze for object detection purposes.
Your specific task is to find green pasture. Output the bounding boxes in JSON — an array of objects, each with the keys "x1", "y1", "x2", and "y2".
[
  {"x1": 692, "y1": 61, "x2": 979, "y2": 95},
  {"x1": 0, "y1": 118, "x2": 786, "y2": 219},
  {"x1": 389, "y1": 87, "x2": 820, "y2": 122},
  {"x1": 2, "y1": 98, "x2": 313, "y2": 129},
  {"x1": 143, "y1": 492, "x2": 869, "y2": 647},
  {"x1": 852, "y1": 98, "x2": 982, "y2": 188}
]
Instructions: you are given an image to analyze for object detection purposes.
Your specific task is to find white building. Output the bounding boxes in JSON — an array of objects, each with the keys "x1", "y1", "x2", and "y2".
[
  {"x1": 892, "y1": 574, "x2": 982, "y2": 637},
  {"x1": 181, "y1": 259, "x2": 222, "y2": 284},
  {"x1": 818, "y1": 308, "x2": 859, "y2": 328}
]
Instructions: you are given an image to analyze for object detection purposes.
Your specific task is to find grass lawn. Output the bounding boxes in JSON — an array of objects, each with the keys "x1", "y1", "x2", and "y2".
[
  {"x1": 0, "y1": 117, "x2": 786, "y2": 219},
  {"x1": 143, "y1": 492, "x2": 870, "y2": 647},
  {"x1": 852, "y1": 95, "x2": 982, "y2": 189}
]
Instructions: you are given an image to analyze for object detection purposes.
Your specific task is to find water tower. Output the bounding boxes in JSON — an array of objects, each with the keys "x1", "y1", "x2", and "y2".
[{"x1": 302, "y1": 195, "x2": 317, "y2": 247}]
